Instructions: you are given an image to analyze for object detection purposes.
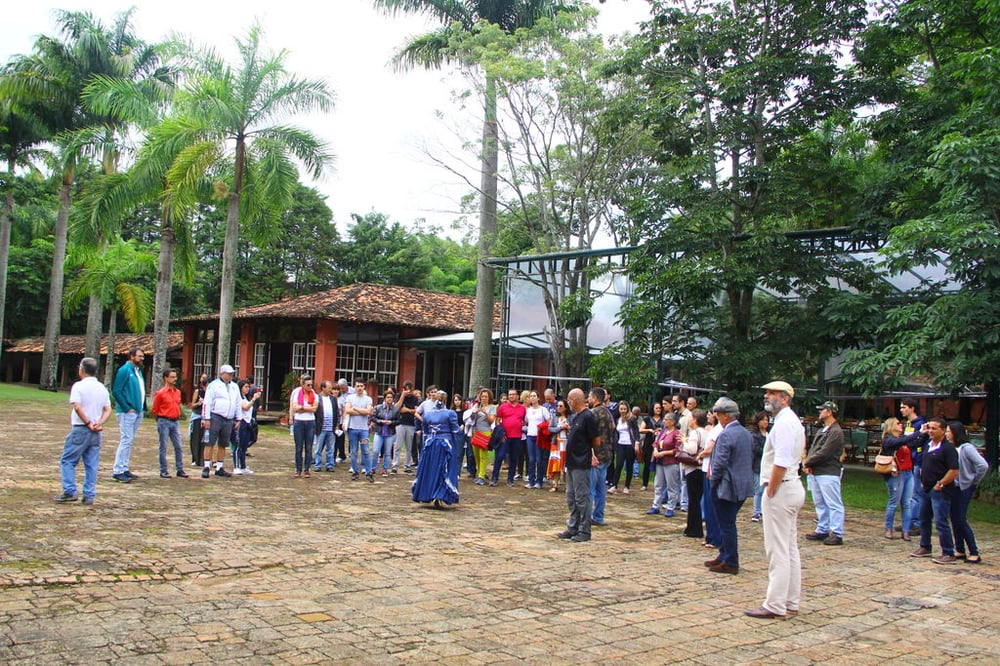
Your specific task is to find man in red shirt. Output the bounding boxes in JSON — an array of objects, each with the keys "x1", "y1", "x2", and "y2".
[
  {"x1": 491, "y1": 388, "x2": 527, "y2": 487},
  {"x1": 152, "y1": 368, "x2": 187, "y2": 478}
]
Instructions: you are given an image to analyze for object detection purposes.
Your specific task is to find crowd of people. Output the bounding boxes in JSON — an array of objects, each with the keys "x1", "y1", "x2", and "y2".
[{"x1": 56, "y1": 356, "x2": 991, "y2": 617}]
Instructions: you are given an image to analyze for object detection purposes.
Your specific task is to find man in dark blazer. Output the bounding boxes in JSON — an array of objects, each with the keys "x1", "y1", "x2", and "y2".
[{"x1": 707, "y1": 397, "x2": 756, "y2": 574}]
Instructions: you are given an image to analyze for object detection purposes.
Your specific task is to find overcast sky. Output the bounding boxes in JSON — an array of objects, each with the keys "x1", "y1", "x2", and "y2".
[{"x1": 1, "y1": 0, "x2": 651, "y2": 236}]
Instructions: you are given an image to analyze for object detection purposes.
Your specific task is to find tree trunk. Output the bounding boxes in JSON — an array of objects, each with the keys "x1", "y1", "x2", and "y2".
[
  {"x1": 40, "y1": 173, "x2": 73, "y2": 391},
  {"x1": 0, "y1": 186, "x2": 13, "y2": 371},
  {"x1": 468, "y1": 74, "x2": 499, "y2": 393},
  {"x1": 104, "y1": 308, "x2": 117, "y2": 390},
  {"x1": 84, "y1": 294, "x2": 103, "y2": 360},
  {"x1": 150, "y1": 218, "x2": 176, "y2": 392},
  {"x1": 216, "y1": 138, "x2": 245, "y2": 371}
]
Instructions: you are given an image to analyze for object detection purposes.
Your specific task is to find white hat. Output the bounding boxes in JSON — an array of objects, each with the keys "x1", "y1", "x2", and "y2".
[
  {"x1": 219, "y1": 364, "x2": 235, "y2": 375},
  {"x1": 761, "y1": 380, "x2": 794, "y2": 398}
]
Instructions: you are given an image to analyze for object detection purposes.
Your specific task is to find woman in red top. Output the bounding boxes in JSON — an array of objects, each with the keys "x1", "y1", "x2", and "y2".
[{"x1": 880, "y1": 417, "x2": 918, "y2": 541}]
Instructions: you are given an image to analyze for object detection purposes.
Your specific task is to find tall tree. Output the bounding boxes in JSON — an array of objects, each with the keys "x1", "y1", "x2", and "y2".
[
  {"x1": 610, "y1": 0, "x2": 869, "y2": 403},
  {"x1": 157, "y1": 23, "x2": 334, "y2": 370},
  {"x1": 374, "y1": 0, "x2": 580, "y2": 392},
  {"x1": 1, "y1": 9, "x2": 165, "y2": 388},
  {"x1": 842, "y1": 0, "x2": 1000, "y2": 459},
  {"x1": 0, "y1": 98, "x2": 47, "y2": 369}
]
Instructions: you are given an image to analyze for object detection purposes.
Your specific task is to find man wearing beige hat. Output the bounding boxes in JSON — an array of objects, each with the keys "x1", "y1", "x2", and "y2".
[
  {"x1": 803, "y1": 401, "x2": 845, "y2": 546},
  {"x1": 745, "y1": 380, "x2": 806, "y2": 620}
]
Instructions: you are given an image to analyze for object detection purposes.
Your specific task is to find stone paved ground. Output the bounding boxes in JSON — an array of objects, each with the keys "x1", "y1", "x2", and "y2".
[{"x1": 2, "y1": 401, "x2": 999, "y2": 664}]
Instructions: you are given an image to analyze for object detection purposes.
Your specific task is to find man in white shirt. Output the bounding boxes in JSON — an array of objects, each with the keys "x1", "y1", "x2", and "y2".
[
  {"x1": 746, "y1": 380, "x2": 806, "y2": 620},
  {"x1": 344, "y1": 379, "x2": 374, "y2": 481},
  {"x1": 56, "y1": 357, "x2": 112, "y2": 505},
  {"x1": 201, "y1": 364, "x2": 240, "y2": 478}
]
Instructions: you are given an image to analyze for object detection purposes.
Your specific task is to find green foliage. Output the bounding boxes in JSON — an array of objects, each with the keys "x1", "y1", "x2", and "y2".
[{"x1": 588, "y1": 343, "x2": 657, "y2": 407}]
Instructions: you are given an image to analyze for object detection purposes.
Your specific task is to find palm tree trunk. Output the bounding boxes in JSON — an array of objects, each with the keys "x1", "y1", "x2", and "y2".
[
  {"x1": 84, "y1": 294, "x2": 103, "y2": 360},
  {"x1": 150, "y1": 218, "x2": 175, "y2": 392},
  {"x1": 468, "y1": 74, "x2": 499, "y2": 392},
  {"x1": 104, "y1": 308, "x2": 117, "y2": 389},
  {"x1": 40, "y1": 173, "x2": 73, "y2": 390},
  {"x1": 0, "y1": 186, "x2": 13, "y2": 371}
]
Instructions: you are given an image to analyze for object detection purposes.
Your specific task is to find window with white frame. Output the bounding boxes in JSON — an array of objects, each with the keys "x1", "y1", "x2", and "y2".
[
  {"x1": 233, "y1": 342, "x2": 241, "y2": 379},
  {"x1": 253, "y1": 342, "x2": 267, "y2": 384},
  {"x1": 356, "y1": 345, "x2": 378, "y2": 380},
  {"x1": 194, "y1": 343, "x2": 214, "y2": 381},
  {"x1": 336, "y1": 344, "x2": 355, "y2": 380},
  {"x1": 335, "y1": 343, "x2": 397, "y2": 388},
  {"x1": 378, "y1": 347, "x2": 398, "y2": 391},
  {"x1": 291, "y1": 342, "x2": 316, "y2": 374}
]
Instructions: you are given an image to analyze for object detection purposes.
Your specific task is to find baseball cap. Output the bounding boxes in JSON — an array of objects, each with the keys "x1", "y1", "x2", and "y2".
[
  {"x1": 219, "y1": 364, "x2": 235, "y2": 374},
  {"x1": 761, "y1": 380, "x2": 794, "y2": 398},
  {"x1": 818, "y1": 400, "x2": 838, "y2": 414}
]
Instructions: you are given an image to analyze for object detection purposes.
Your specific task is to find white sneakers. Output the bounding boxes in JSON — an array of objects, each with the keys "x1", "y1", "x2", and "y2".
[{"x1": 232, "y1": 468, "x2": 254, "y2": 475}]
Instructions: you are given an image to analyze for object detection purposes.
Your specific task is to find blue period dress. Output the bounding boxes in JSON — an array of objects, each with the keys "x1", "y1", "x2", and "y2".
[{"x1": 411, "y1": 405, "x2": 462, "y2": 505}]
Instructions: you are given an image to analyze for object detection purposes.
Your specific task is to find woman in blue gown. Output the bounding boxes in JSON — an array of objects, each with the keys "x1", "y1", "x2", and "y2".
[{"x1": 412, "y1": 391, "x2": 462, "y2": 507}]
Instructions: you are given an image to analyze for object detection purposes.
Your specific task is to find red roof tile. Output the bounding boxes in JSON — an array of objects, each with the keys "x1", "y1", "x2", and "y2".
[
  {"x1": 4, "y1": 332, "x2": 184, "y2": 355},
  {"x1": 175, "y1": 283, "x2": 500, "y2": 331}
]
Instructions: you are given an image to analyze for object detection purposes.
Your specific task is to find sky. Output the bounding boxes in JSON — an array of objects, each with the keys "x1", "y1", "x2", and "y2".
[{"x1": 1, "y1": 0, "x2": 652, "y2": 236}]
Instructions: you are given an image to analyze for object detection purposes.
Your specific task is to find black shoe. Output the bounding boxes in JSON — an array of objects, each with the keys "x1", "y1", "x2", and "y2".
[
  {"x1": 160, "y1": 472, "x2": 172, "y2": 479},
  {"x1": 804, "y1": 531, "x2": 828, "y2": 541},
  {"x1": 81, "y1": 497, "x2": 94, "y2": 506},
  {"x1": 125, "y1": 471, "x2": 139, "y2": 480},
  {"x1": 113, "y1": 473, "x2": 132, "y2": 483},
  {"x1": 215, "y1": 468, "x2": 232, "y2": 477},
  {"x1": 571, "y1": 533, "x2": 591, "y2": 542},
  {"x1": 823, "y1": 535, "x2": 843, "y2": 546},
  {"x1": 556, "y1": 530, "x2": 576, "y2": 539},
  {"x1": 201, "y1": 468, "x2": 210, "y2": 478},
  {"x1": 176, "y1": 471, "x2": 189, "y2": 478},
  {"x1": 366, "y1": 472, "x2": 375, "y2": 483},
  {"x1": 351, "y1": 472, "x2": 359, "y2": 481},
  {"x1": 54, "y1": 492, "x2": 78, "y2": 503}
]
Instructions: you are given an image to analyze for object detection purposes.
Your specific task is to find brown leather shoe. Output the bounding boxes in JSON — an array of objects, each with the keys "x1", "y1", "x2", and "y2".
[
  {"x1": 708, "y1": 562, "x2": 739, "y2": 575},
  {"x1": 804, "y1": 531, "x2": 828, "y2": 541},
  {"x1": 704, "y1": 557, "x2": 722, "y2": 567},
  {"x1": 744, "y1": 606, "x2": 786, "y2": 619}
]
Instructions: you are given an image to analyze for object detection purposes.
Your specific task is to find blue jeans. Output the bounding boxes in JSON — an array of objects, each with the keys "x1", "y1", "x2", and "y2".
[
  {"x1": 525, "y1": 435, "x2": 544, "y2": 486},
  {"x1": 752, "y1": 477, "x2": 764, "y2": 516},
  {"x1": 293, "y1": 420, "x2": 316, "y2": 474},
  {"x1": 349, "y1": 428, "x2": 372, "y2": 474},
  {"x1": 491, "y1": 437, "x2": 520, "y2": 484},
  {"x1": 909, "y1": 467, "x2": 924, "y2": 522},
  {"x1": 919, "y1": 488, "x2": 955, "y2": 555},
  {"x1": 885, "y1": 471, "x2": 914, "y2": 532},
  {"x1": 713, "y1": 491, "x2": 745, "y2": 568},
  {"x1": 702, "y1": 474, "x2": 721, "y2": 546},
  {"x1": 951, "y1": 485, "x2": 979, "y2": 556},
  {"x1": 157, "y1": 418, "x2": 184, "y2": 475},
  {"x1": 61, "y1": 425, "x2": 102, "y2": 499},
  {"x1": 374, "y1": 432, "x2": 396, "y2": 471},
  {"x1": 314, "y1": 430, "x2": 336, "y2": 469},
  {"x1": 112, "y1": 411, "x2": 142, "y2": 475},
  {"x1": 590, "y1": 461, "x2": 609, "y2": 523},
  {"x1": 809, "y1": 474, "x2": 844, "y2": 537}
]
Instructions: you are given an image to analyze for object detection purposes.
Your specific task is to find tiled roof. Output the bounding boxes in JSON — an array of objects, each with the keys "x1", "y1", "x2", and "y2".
[
  {"x1": 4, "y1": 332, "x2": 184, "y2": 355},
  {"x1": 175, "y1": 283, "x2": 499, "y2": 331}
]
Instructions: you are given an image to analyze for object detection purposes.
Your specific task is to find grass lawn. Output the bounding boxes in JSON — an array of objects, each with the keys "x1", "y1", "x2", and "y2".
[
  {"x1": 0, "y1": 381, "x2": 72, "y2": 406},
  {"x1": 839, "y1": 464, "x2": 1000, "y2": 525}
]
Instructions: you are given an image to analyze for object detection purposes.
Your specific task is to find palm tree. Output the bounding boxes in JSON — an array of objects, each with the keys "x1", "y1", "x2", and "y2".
[
  {"x1": 373, "y1": 0, "x2": 579, "y2": 392},
  {"x1": 63, "y1": 237, "x2": 155, "y2": 387},
  {"x1": 1, "y1": 9, "x2": 169, "y2": 388},
  {"x1": 0, "y1": 98, "x2": 48, "y2": 370},
  {"x1": 159, "y1": 23, "x2": 334, "y2": 370}
]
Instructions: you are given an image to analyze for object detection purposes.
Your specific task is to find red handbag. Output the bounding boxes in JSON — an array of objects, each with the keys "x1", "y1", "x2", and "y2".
[{"x1": 471, "y1": 430, "x2": 491, "y2": 450}]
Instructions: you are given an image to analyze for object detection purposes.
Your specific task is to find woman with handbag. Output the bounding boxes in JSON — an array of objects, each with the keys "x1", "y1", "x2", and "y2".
[
  {"x1": 947, "y1": 421, "x2": 989, "y2": 563},
  {"x1": 880, "y1": 417, "x2": 918, "y2": 541},
  {"x1": 638, "y1": 402, "x2": 665, "y2": 491},
  {"x1": 677, "y1": 409, "x2": 708, "y2": 538},
  {"x1": 466, "y1": 388, "x2": 496, "y2": 486},
  {"x1": 547, "y1": 399, "x2": 570, "y2": 492}
]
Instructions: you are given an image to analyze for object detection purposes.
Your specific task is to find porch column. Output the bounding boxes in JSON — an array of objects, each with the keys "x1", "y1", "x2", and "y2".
[
  {"x1": 314, "y1": 319, "x2": 339, "y2": 384},
  {"x1": 239, "y1": 325, "x2": 255, "y2": 379}
]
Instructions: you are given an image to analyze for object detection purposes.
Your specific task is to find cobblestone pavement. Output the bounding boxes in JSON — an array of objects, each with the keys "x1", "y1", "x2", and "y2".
[{"x1": 1, "y1": 404, "x2": 998, "y2": 664}]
